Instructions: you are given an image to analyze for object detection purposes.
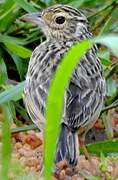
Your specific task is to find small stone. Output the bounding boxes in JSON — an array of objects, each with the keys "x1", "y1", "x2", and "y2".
[
  {"x1": 14, "y1": 142, "x2": 22, "y2": 150},
  {"x1": 30, "y1": 166, "x2": 37, "y2": 172},
  {"x1": 23, "y1": 144, "x2": 31, "y2": 150},
  {"x1": 56, "y1": 160, "x2": 68, "y2": 170},
  {"x1": 108, "y1": 165, "x2": 113, "y2": 173},
  {"x1": 18, "y1": 148, "x2": 26, "y2": 156},
  {"x1": 14, "y1": 132, "x2": 26, "y2": 144},
  {"x1": 25, "y1": 133, "x2": 42, "y2": 149},
  {"x1": 36, "y1": 164, "x2": 42, "y2": 171},
  {"x1": 12, "y1": 153, "x2": 20, "y2": 159},
  {"x1": 59, "y1": 170, "x2": 66, "y2": 180},
  {"x1": 72, "y1": 175, "x2": 84, "y2": 180},
  {"x1": 113, "y1": 166, "x2": 118, "y2": 177},
  {"x1": 25, "y1": 166, "x2": 30, "y2": 172},
  {"x1": 52, "y1": 176, "x2": 58, "y2": 180},
  {"x1": 25, "y1": 157, "x2": 39, "y2": 167},
  {"x1": 65, "y1": 167, "x2": 72, "y2": 175},
  {"x1": 20, "y1": 156, "x2": 27, "y2": 165}
]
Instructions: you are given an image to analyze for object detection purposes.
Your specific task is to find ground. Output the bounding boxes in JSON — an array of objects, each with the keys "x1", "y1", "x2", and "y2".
[{"x1": 9, "y1": 109, "x2": 118, "y2": 180}]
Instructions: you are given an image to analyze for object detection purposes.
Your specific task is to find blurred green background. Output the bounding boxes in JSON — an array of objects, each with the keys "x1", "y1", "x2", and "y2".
[{"x1": 0, "y1": 0, "x2": 118, "y2": 179}]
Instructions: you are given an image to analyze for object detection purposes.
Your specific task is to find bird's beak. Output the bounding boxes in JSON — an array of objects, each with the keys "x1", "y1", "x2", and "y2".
[{"x1": 20, "y1": 12, "x2": 45, "y2": 26}]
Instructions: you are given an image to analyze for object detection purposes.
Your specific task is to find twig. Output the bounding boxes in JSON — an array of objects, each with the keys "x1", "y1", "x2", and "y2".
[
  {"x1": 105, "y1": 62, "x2": 118, "y2": 80},
  {"x1": 11, "y1": 124, "x2": 38, "y2": 133},
  {"x1": 101, "y1": 99, "x2": 118, "y2": 113},
  {"x1": 7, "y1": 79, "x2": 18, "y2": 85},
  {"x1": 101, "y1": 111, "x2": 113, "y2": 139},
  {"x1": 105, "y1": 89, "x2": 118, "y2": 106}
]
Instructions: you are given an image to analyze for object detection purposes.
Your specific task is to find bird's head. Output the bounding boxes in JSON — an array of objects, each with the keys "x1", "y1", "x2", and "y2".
[{"x1": 21, "y1": 5, "x2": 88, "y2": 42}]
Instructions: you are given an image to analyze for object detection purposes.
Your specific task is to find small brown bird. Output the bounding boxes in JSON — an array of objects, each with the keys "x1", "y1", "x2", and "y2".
[{"x1": 22, "y1": 4, "x2": 106, "y2": 167}]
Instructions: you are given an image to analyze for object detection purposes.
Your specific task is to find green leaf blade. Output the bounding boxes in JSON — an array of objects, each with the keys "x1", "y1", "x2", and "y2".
[
  {"x1": 4, "y1": 42, "x2": 32, "y2": 58},
  {"x1": 0, "y1": 57, "x2": 8, "y2": 85},
  {"x1": 0, "y1": 81, "x2": 25, "y2": 105},
  {"x1": 1, "y1": 103, "x2": 12, "y2": 180},
  {"x1": 83, "y1": 138, "x2": 118, "y2": 156},
  {"x1": 44, "y1": 40, "x2": 93, "y2": 180},
  {"x1": 15, "y1": 0, "x2": 37, "y2": 13}
]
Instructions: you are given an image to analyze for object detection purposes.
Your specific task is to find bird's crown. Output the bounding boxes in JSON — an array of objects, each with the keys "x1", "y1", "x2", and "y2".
[{"x1": 21, "y1": 4, "x2": 88, "y2": 41}]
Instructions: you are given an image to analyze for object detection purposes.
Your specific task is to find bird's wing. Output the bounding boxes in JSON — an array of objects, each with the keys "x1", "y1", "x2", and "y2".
[{"x1": 63, "y1": 52, "x2": 105, "y2": 130}]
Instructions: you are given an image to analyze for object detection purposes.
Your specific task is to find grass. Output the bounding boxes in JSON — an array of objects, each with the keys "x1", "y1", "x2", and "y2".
[{"x1": 0, "y1": 0, "x2": 118, "y2": 179}]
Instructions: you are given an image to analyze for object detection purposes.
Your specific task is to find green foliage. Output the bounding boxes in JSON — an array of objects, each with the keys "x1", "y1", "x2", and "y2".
[
  {"x1": 4, "y1": 42, "x2": 32, "y2": 58},
  {"x1": 83, "y1": 138, "x2": 118, "y2": 156},
  {"x1": 0, "y1": 0, "x2": 118, "y2": 179},
  {"x1": 99, "y1": 153, "x2": 108, "y2": 173},
  {"x1": 15, "y1": 0, "x2": 37, "y2": 12}
]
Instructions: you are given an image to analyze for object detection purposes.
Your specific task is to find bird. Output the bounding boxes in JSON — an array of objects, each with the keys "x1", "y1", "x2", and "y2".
[{"x1": 22, "y1": 4, "x2": 106, "y2": 167}]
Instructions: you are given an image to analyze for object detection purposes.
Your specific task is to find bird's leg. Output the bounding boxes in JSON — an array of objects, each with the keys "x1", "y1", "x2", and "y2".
[
  {"x1": 79, "y1": 137, "x2": 90, "y2": 160},
  {"x1": 78, "y1": 128, "x2": 90, "y2": 160},
  {"x1": 79, "y1": 135, "x2": 98, "y2": 175}
]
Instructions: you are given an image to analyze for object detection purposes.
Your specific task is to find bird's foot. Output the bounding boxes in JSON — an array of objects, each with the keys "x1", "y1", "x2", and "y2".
[
  {"x1": 54, "y1": 160, "x2": 78, "y2": 179},
  {"x1": 79, "y1": 139, "x2": 90, "y2": 160}
]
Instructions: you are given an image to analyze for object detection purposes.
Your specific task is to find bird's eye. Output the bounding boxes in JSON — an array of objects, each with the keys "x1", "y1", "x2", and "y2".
[
  {"x1": 79, "y1": 19, "x2": 86, "y2": 23},
  {"x1": 55, "y1": 16, "x2": 65, "y2": 24}
]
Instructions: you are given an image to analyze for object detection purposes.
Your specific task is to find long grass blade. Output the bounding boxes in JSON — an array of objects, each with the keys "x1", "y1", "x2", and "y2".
[
  {"x1": 44, "y1": 40, "x2": 92, "y2": 180},
  {"x1": 1, "y1": 103, "x2": 12, "y2": 180},
  {"x1": 0, "y1": 81, "x2": 25, "y2": 105}
]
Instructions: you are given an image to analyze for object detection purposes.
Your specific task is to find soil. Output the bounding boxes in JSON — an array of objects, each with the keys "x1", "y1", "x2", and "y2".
[
  {"x1": 10, "y1": 109, "x2": 118, "y2": 179},
  {"x1": 0, "y1": 107, "x2": 118, "y2": 179}
]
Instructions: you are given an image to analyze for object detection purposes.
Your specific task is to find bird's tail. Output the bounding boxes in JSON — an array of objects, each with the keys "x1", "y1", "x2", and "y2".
[{"x1": 55, "y1": 123, "x2": 79, "y2": 166}]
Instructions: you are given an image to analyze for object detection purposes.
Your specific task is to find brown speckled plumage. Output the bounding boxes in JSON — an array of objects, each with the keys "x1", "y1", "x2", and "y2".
[{"x1": 23, "y1": 4, "x2": 106, "y2": 166}]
